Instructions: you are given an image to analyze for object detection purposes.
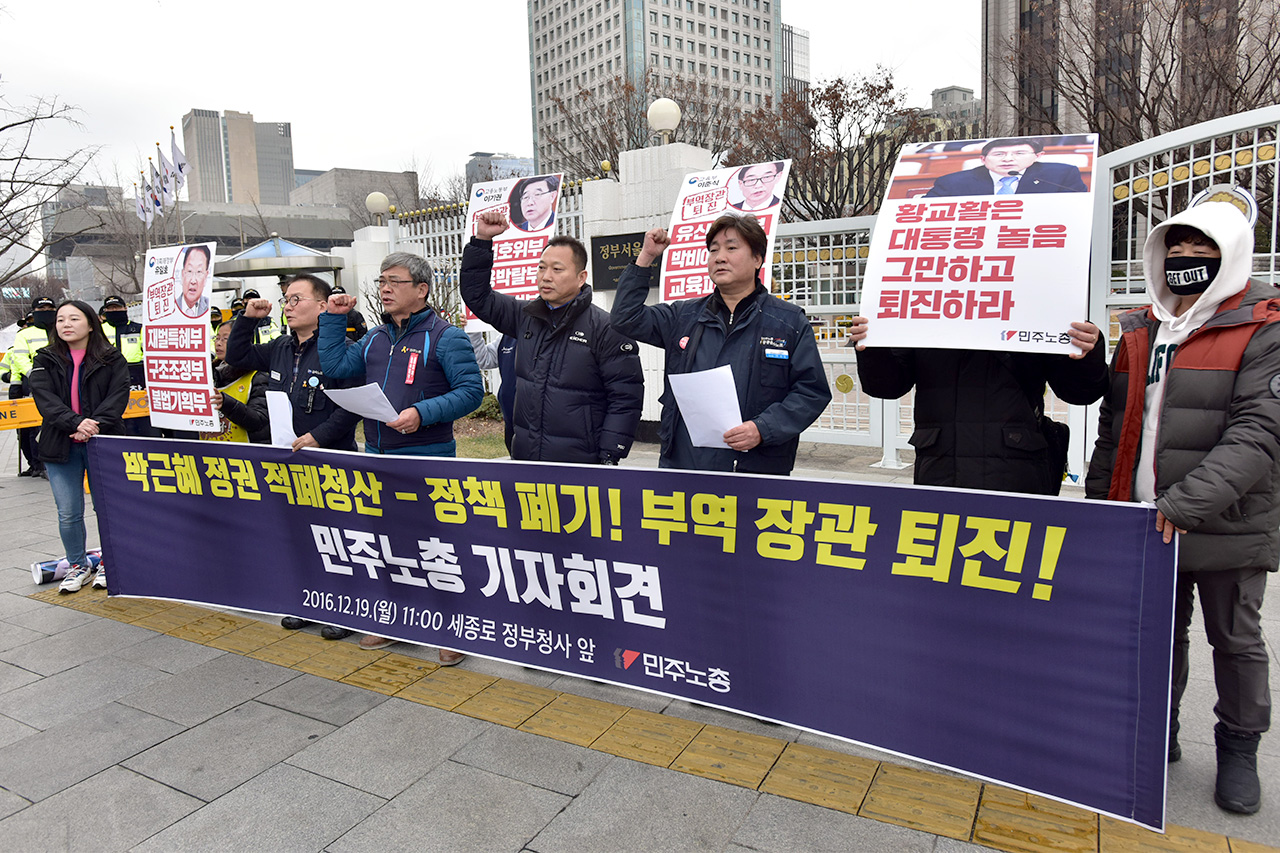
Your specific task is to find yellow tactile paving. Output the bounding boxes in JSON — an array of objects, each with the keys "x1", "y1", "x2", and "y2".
[
  {"x1": 341, "y1": 654, "x2": 438, "y2": 695},
  {"x1": 973, "y1": 786, "x2": 1098, "y2": 853},
  {"x1": 455, "y1": 680, "x2": 559, "y2": 727},
  {"x1": 591, "y1": 707, "x2": 704, "y2": 767},
  {"x1": 1229, "y1": 840, "x2": 1280, "y2": 853},
  {"x1": 671, "y1": 724, "x2": 788, "y2": 789},
  {"x1": 167, "y1": 612, "x2": 256, "y2": 644},
  {"x1": 206, "y1": 622, "x2": 293, "y2": 654},
  {"x1": 396, "y1": 668, "x2": 498, "y2": 710},
  {"x1": 759, "y1": 742, "x2": 878, "y2": 814},
  {"x1": 95, "y1": 597, "x2": 181, "y2": 622},
  {"x1": 858, "y1": 763, "x2": 982, "y2": 841},
  {"x1": 129, "y1": 603, "x2": 215, "y2": 632},
  {"x1": 518, "y1": 693, "x2": 628, "y2": 747},
  {"x1": 246, "y1": 632, "x2": 331, "y2": 666},
  {"x1": 1100, "y1": 816, "x2": 1232, "y2": 852},
  {"x1": 23, "y1": 591, "x2": 1265, "y2": 853},
  {"x1": 292, "y1": 643, "x2": 388, "y2": 679}
]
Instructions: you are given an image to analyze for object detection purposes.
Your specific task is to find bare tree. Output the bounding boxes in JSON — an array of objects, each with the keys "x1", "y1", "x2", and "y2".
[
  {"x1": 996, "y1": 0, "x2": 1280, "y2": 152},
  {"x1": 1, "y1": 91, "x2": 98, "y2": 287},
  {"x1": 731, "y1": 69, "x2": 929, "y2": 221},
  {"x1": 0, "y1": 272, "x2": 67, "y2": 326},
  {"x1": 542, "y1": 71, "x2": 747, "y2": 179}
]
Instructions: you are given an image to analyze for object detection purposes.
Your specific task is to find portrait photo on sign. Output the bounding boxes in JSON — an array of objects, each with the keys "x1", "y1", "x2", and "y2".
[
  {"x1": 174, "y1": 244, "x2": 212, "y2": 318},
  {"x1": 885, "y1": 136, "x2": 1095, "y2": 200},
  {"x1": 508, "y1": 175, "x2": 561, "y2": 233},
  {"x1": 727, "y1": 161, "x2": 788, "y2": 212}
]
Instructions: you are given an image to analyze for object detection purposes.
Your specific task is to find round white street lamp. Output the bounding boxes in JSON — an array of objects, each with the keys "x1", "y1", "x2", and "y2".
[
  {"x1": 647, "y1": 98, "x2": 682, "y2": 145},
  {"x1": 365, "y1": 191, "x2": 391, "y2": 226}
]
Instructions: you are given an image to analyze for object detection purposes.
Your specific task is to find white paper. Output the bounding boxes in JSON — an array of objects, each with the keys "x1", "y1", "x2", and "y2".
[
  {"x1": 668, "y1": 365, "x2": 742, "y2": 449},
  {"x1": 322, "y1": 383, "x2": 402, "y2": 423},
  {"x1": 266, "y1": 391, "x2": 297, "y2": 447}
]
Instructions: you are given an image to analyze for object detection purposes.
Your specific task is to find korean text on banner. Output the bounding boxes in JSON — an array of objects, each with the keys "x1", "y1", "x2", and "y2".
[
  {"x1": 91, "y1": 437, "x2": 1174, "y2": 831},
  {"x1": 860, "y1": 136, "x2": 1099, "y2": 353},
  {"x1": 661, "y1": 161, "x2": 791, "y2": 302},
  {"x1": 142, "y1": 242, "x2": 218, "y2": 430},
  {"x1": 464, "y1": 173, "x2": 564, "y2": 319}
]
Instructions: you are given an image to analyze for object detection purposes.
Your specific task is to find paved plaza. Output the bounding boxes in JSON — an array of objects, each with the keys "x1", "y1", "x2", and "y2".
[{"x1": 0, "y1": 430, "x2": 1275, "y2": 852}]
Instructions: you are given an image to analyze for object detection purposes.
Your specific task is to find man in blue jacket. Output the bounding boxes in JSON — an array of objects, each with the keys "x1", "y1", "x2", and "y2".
[
  {"x1": 925, "y1": 138, "x2": 1086, "y2": 197},
  {"x1": 319, "y1": 252, "x2": 483, "y2": 660},
  {"x1": 611, "y1": 213, "x2": 831, "y2": 474},
  {"x1": 319, "y1": 252, "x2": 483, "y2": 458}
]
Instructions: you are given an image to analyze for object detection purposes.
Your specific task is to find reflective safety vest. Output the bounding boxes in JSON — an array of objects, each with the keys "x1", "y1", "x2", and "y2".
[
  {"x1": 8, "y1": 325, "x2": 51, "y2": 384},
  {"x1": 199, "y1": 370, "x2": 256, "y2": 443}
]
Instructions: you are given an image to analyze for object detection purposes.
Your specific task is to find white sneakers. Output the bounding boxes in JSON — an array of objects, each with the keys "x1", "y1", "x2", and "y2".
[{"x1": 58, "y1": 565, "x2": 93, "y2": 594}]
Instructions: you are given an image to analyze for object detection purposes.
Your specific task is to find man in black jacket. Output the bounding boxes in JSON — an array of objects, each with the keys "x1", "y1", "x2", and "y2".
[
  {"x1": 226, "y1": 275, "x2": 362, "y2": 452},
  {"x1": 460, "y1": 210, "x2": 643, "y2": 465},
  {"x1": 226, "y1": 274, "x2": 363, "y2": 640},
  {"x1": 847, "y1": 318, "x2": 1106, "y2": 494}
]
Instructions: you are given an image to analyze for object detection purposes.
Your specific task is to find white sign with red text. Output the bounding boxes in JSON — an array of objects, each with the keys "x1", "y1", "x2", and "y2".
[
  {"x1": 860, "y1": 135, "x2": 1099, "y2": 353},
  {"x1": 465, "y1": 173, "x2": 564, "y2": 308},
  {"x1": 143, "y1": 242, "x2": 218, "y2": 430},
  {"x1": 661, "y1": 161, "x2": 791, "y2": 302}
]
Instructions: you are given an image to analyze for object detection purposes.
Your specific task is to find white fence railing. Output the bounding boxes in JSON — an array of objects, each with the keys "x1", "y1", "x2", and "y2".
[{"x1": 385, "y1": 110, "x2": 1280, "y2": 475}]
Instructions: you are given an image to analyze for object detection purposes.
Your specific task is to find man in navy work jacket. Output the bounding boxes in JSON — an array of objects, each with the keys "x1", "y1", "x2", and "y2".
[
  {"x1": 318, "y1": 252, "x2": 483, "y2": 458},
  {"x1": 611, "y1": 213, "x2": 831, "y2": 474},
  {"x1": 925, "y1": 137, "x2": 1087, "y2": 197},
  {"x1": 227, "y1": 274, "x2": 362, "y2": 453},
  {"x1": 227, "y1": 273, "x2": 363, "y2": 641},
  {"x1": 461, "y1": 209, "x2": 643, "y2": 465}
]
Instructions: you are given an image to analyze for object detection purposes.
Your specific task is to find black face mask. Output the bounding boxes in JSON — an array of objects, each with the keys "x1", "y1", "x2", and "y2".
[
  {"x1": 104, "y1": 310, "x2": 130, "y2": 328},
  {"x1": 1165, "y1": 256, "x2": 1221, "y2": 296},
  {"x1": 32, "y1": 310, "x2": 55, "y2": 329}
]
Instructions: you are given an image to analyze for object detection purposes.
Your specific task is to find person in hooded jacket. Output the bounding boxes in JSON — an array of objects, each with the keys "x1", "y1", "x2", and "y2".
[
  {"x1": 1086, "y1": 199, "x2": 1279, "y2": 815},
  {"x1": 461, "y1": 210, "x2": 643, "y2": 464},
  {"x1": 28, "y1": 301, "x2": 130, "y2": 594}
]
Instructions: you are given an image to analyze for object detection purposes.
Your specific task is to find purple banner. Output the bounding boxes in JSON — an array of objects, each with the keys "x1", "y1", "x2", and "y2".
[{"x1": 90, "y1": 437, "x2": 1174, "y2": 830}]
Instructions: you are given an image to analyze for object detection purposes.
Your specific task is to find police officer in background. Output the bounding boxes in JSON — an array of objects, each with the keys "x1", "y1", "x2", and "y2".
[
  {"x1": 241, "y1": 289, "x2": 282, "y2": 345},
  {"x1": 101, "y1": 295, "x2": 155, "y2": 437},
  {"x1": 330, "y1": 285, "x2": 367, "y2": 341},
  {"x1": 8, "y1": 296, "x2": 55, "y2": 476}
]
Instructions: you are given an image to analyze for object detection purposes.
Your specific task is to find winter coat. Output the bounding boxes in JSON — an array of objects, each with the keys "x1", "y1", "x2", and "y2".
[
  {"x1": 1085, "y1": 200, "x2": 1280, "y2": 573},
  {"x1": 317, "y1": 307, "x2": 483, "y2": 453},
  {"x1": 460, "y1": 238, "x2": 643, "y2": 464},
  {"x1": 225, "y1": 317, "x2": 361, "y2": 451},
  {"x1": 856, "y1": 346, "x2": 1107, "y2": 493},
  {"x1": 28, "y1": 346, "x2": 130, "y2": 463},
  {"x1": 208, "y1": 362, "x2": 270, "y2": 444},
  {"x1": 611, "y1": 263, "x2": 831, "y2": 474}
]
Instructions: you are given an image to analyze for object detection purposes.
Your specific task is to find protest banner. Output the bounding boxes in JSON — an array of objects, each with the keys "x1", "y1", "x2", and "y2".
[
  {"x1": 91, "y1": 437, "x2": 1174, "y2": 830},
  {"x1": 142, "y1": 242, "x2": 218, "y2": 430},
  {"x1": 860, "y1": 136, "x2": 1098, "y2": 353},
  {"x1": 464, "y1": 173, "x2": 564, "y2": 315},
  {"x1": 661, "y1": 161, "x2": 791, "y2": 301}
]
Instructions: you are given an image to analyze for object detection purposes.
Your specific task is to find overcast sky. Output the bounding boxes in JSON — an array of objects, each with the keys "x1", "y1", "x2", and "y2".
[{"x1": 2, "y1": 0, "x2": 980, "y2": 191}]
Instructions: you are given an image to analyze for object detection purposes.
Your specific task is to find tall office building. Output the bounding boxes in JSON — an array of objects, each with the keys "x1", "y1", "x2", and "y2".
[
  {"x1": 528, "y1": 0, "x2": 785, "y2": 172},
  {"x1": 981, "y1": 0, "x2": 1267, "y2": 143},
  {"x1": 181, "y1": 108, "x2": 296, "y2": 204},
  {"x1": 780, "y1": 22, "x2": 808, "y2": 97}
]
